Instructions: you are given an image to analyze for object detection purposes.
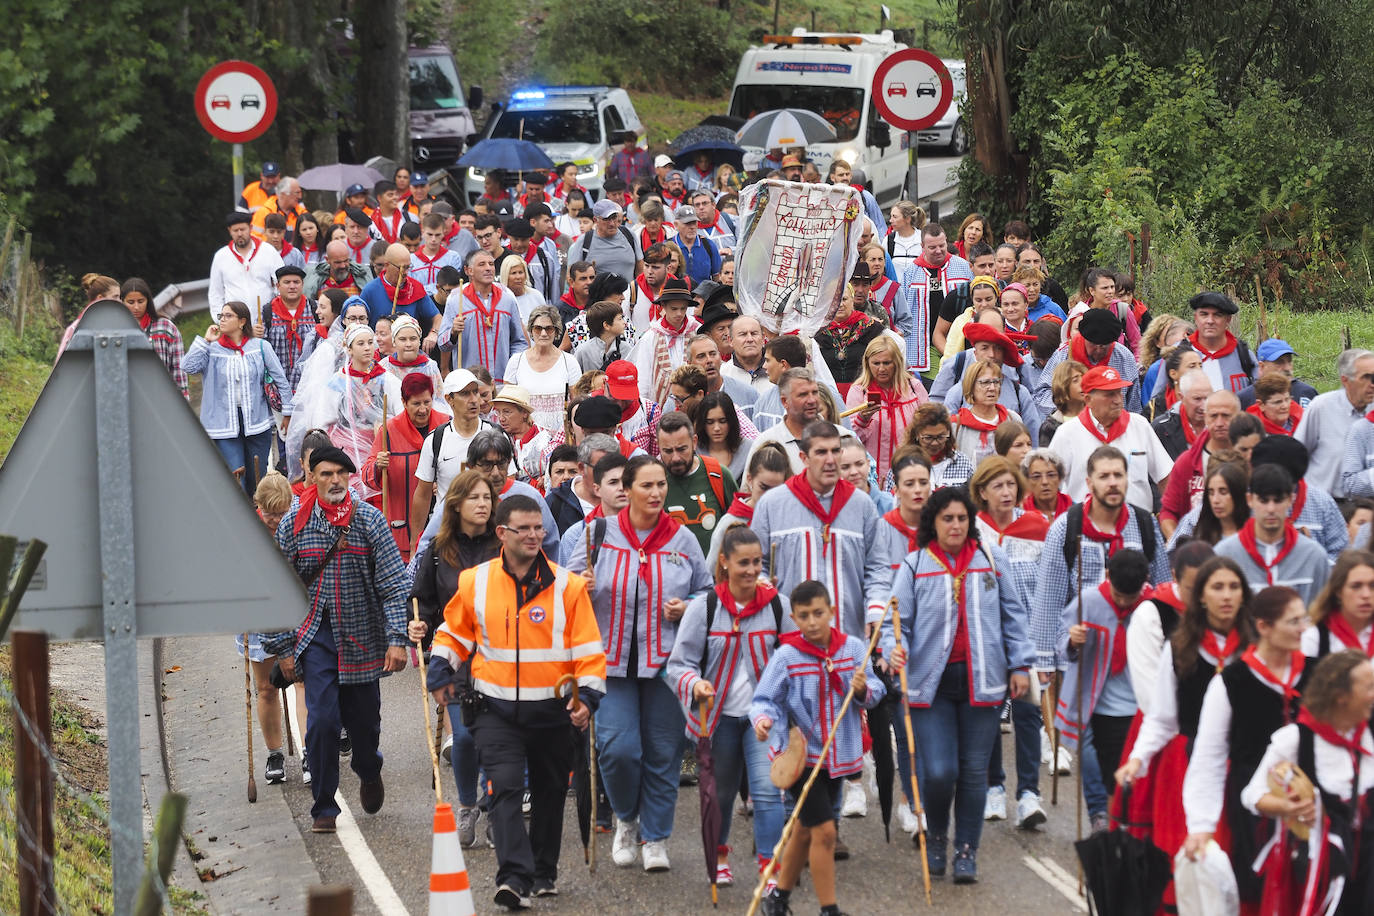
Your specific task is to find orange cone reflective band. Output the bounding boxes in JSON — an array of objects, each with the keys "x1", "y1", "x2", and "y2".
[{"x1": 429, "y1": 802, "x2": 476, "y2": 915}]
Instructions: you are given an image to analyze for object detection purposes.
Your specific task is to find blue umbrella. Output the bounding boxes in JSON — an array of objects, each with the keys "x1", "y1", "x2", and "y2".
[
  {"x1": 456, "y1": 138, "x2": 555, "y2": 173},
  {"x1": 672, "y1": 140, "x2": 745, "y2": 171}
]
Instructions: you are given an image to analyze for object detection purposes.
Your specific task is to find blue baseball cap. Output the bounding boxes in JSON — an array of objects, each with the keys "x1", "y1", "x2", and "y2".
[
  {"x1": 261, "y1": 161, "x2": 281, "y2": 176},
  {"x1": 344, "y1": 183, "x2": 367, "y2": 197},
  {"x1": 411, "y1": 171, "x2": 429, "y2": 185},
  {"x1": 1256, "y1": 339, "x2": 1296, "y2": 361}
]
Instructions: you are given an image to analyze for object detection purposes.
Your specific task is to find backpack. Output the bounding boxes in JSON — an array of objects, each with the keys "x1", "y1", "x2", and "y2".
[
  {"x1": 700, "y1": 589, "x2": 786, "y2": 674},
  {"x1": 700, "y1": 456, "x2": 727, "y2": 512},
  {"x1": 425, "y1": 418, "x2": 500, "y2": 512},
  {"x1": 579, "y1": 225, "x2": 637, "y2": 264},
  {"x1": 1061, "y1": 503, "x2": 1158, "y2": 571}
]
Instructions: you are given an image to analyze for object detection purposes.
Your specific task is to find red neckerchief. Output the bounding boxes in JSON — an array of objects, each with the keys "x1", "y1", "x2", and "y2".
[
  {"x1": 978, "y1": 510, "x2": 1011, "y2": 536},
  {"x1": 293, "y1": 486, "x2": 355, "y2": 534},
  {"x1": 1151, "y1": 582, "x2": 1185, "y2": 611},
  {"x1": 1298, "y1": 708, "x2": 1372, "y2": 759},
  {"x1": 1164, "y1": 386, "x2": 1179, "y2": 410},
  {"x1": 314, "y1": 323, "x2": 330, "y2": 339},
  {"x1": 715, "y1": 580, "x2": 779, "y2": 623},
  {"x1": 884, "y1": 508, "x2": 921, "y2": 554},
  {"x1": 463, "y1": 283, "x2": 503, "y2": 328},
  {"x1": 1068, "y1": 334, "x2": 1111, "y2": 369},
  {"x1": 414, "y1": 247, "x2": 448, "y2": 268},
  {"x1": 913, "y1": 254, "x2": 941, "y2": 272},
  {"x1": 583, "y1": 504, "x2": 605, "y2": 523},
  {"x1": 615, "y1": 397, "x2": 641, "y2": 423},
  {"x1": 640, "y1": 226, "x2": 667, "y2": 251},
  {"x1": 1241, "y1": 646, "x2": 1305, "y2": 705},
  {"x1": 1079, "y1": 407, "x2": 1131, "y2": 444},
  {"x1": 1023, "y1": 491, "x2": 1072, "y2": 520},
  {"x1": 520, "y1": 241, "x2": 540, "y2": 264},
  {"x1": 371, "y1": 209, "x2": 406, "y2": 244},
  {"x1": 559, "y1": 290, "x2": 585, "y2": 312},
  {"x1": 1081, "y1": 496, "x2": 1127, "y2": 556},
  {"x1": 616, "y1": 510, "x2": 682, "y2": 582},
  {"x1": 1200, "y1": 628, "x2": 1242, "y2": 671},
  {"x1": 652, "y1": 314, "x2": 695, "y2": 342},
  {"x1": 1291, "y1": 480, "x2": 1308, "y2": 521},
  {"x1": 515, "y1": 425, "x2": 543, "y2": 448},
  {"x1": 1179, "y1": 409, "x2": 1201, "y2": 444},
  {"x1": 1098, "y1": 581, "x2": 1146, "y2": 675},
  {"x1": 1237, "y1": 519, "x2": 1299, "y2": 585},
  {"x1": 217, "y1": 333, "x2": 248, "y2": 354},
  {"x1": 1326, "y1": 613, "x2": 1374, "y2": 656},
  {"x1": 726, "y1": 494, "x2": 753, "y2": 523},
  {"x1": 137, "y1": 312, "x2": 151, "y2": 331},
  {"x1": 616, "y1": 435, "x2": 637, "y2": 457},
  {"x1": 1246, "y1": 402, "x2": 1302, "y2": 436},
  {"x1": 345, "y1": 240, "x2": 370, "y2": 265},
  {"x1": 346, "y1": 362, "x2": 387, "y2": 382},
  {"x1": 381, "y1": 274, "x2": 426, "y2": 308},
  {"x1": 271, "y1": 296, "x2": 310, "y2": 351},
  {"x1": 636, "y1": 273, "x2": 672, "y2": 321},
  {"x1": 443, "y1": 222, "x2": 461, "y2": 244},
  {"x1": 953, "y1": 404, "x2": 1009, "y2": 433},
  {"x1": 387, "y1": 352, "x2": 429, "y2": 369},
  {"x1": 279, "y1": 241, "x2": 295, "y2": 259},
  {"x1": 300, "y1": 244, "x2": 318, "y2": 261},
  {"x1": 499, "y1": 478, "x2": 515, "y2": 496},
  {"x1": 825, "y1": 310, "x2": 868, "y2": 334},
  {"x1": 784, "y1": 473, "x2": 855, "y2": 549},
  {"x1": 1189, "y1": 329, "x2": 1239, "y2": 362},
  {"x1": 927, "y1": 540, "x2": 979, "y2": 655},
  {"x1": 226, "y1": 239, "x2": 262, "y2": 268},
  {"x1": 779, "y1": 628, "x2": 848, "y2": 695}
]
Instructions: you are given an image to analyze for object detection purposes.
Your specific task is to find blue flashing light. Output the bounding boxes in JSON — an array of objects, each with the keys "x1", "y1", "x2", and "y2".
[{"x1": 512, "y1": 89, "x2": 547, "y2": 101}]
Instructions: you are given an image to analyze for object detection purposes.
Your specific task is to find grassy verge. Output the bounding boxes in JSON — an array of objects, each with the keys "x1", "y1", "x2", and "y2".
[
  {"x1": 634, "y1": 93, "x2": 732, "y2": 149},
  {"x1": 0, "y1": 650, "x2": 209, "y2": 915},
  {"x1": 0, "y1": 356, "x2": 49, "y2": 466}
]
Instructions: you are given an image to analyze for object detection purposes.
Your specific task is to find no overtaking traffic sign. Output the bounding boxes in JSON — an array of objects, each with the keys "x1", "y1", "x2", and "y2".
[{"x1": 872, "y1": 48, "x2": 952, "y2": 132}]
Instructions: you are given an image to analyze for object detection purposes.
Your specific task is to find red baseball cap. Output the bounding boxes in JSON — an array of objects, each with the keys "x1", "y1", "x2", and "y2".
[
  {"x1": 1080, "y1": 365, "x2": 1131, "y2": 393},
  {"x1": 604, "y1": 360, "x2": 639, "y2": 400}
]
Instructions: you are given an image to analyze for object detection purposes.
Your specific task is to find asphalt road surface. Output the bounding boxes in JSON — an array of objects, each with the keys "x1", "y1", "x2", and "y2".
[{"x1": 278, "y1": 666, "x2": 1091, "y2": 916}]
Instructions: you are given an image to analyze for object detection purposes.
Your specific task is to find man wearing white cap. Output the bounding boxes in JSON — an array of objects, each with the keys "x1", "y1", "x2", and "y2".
[
  {"x1": 410, "y1": 369, "x2": 490, "y2": 545},
  {"x1": 491, "y1": 385, "x2": 551, "y2": 491},
  {"x1": 573, "y1": 198, "x2": 642, "y2": 286}
]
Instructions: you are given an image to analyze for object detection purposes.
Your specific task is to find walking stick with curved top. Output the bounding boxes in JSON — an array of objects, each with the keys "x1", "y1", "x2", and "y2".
[
  {"x1": 746, "y1": 618, "x2": 887, "y2": 916},
  {"x1": 1075, "y1": 534, "x2": 1085, "y2": 894},
  {"x1": 412, "y1": 598, "x2": 443, "y2": 805},
  {"x1": 889, "y1": 596, "x2": 932, "y2": 905}
]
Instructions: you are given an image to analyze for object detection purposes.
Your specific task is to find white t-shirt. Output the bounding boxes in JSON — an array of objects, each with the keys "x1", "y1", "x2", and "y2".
[
  {"x1": 503, "y1": 350, "x2": 582, "y2": 433},
  {"x1": 1048, "y1": 412, "x2": 1173, "y2": 511},
  {"x1": 510, "y1": 289, "x2": 546, "y2": 328},
  {"x1": 415, "y1": 421, "x2": 482, "y2": 506},
  {"x1": 889, "y1": 231, "x2": 922, "y2": 279}
]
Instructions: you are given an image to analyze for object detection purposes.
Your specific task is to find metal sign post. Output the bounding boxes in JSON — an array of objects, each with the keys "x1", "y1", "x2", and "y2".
[
  {"x1": 233, "y1": 142, "x2": 245, "y2": 211},
  {"x1": 0, "y1": 302, "x2": 310, "y2": 915}
]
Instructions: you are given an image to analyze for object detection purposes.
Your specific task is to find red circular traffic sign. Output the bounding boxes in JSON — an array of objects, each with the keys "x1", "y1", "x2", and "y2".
[
  {"x1": 872, "y1": 49, "x2": 953, "y2": 132},
  {"x1": 194, "y1": 61, "x2": 278, "y2": 143}
]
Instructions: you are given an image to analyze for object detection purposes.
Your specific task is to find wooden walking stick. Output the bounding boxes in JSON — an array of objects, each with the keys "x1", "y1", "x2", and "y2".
[
  {"x1": 380, "y1": 390, "x2": 390, "y2": 521},
  {"x1": 768, "y1": 542, "x2": 778, "y2": 586},
  {"x1": 388, "y1": 259, "x2": 406, "y2": 319},
  {"x1": 1045, "y1": 673, "x2": 1060, "y2": 804},
  {"x1": 412, "y1": 598, "x2": 443, "y2": 804},
  {"x1": 889, "y1": 597, "x2": 932, "y2": 905},
  {"x1": 243, "y1": 635, "x2": 258, "y2": 803},
  {"x1": 1075, "y1": 534, "x2": 1085, "y2": 893},
  {"x1": 747, "y1": 618, "x2": 887, "y2": 916}
]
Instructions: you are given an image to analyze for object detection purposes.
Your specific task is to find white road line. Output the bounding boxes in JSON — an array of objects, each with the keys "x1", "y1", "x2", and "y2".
[
  {"x1": 285, "y1": 689, "x2": 412, "y2": 916},
  {"x1": 1022, "y1": 855, "x2": 1088, "y2": 911}
]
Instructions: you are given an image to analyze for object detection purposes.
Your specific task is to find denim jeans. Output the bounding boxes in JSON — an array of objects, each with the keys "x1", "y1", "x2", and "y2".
[
  {"x1": 908, "y1": 663, "x2": 1001, "y2": 848},
  {"x1": 213, "y1": 425, "x2": 273, "y2": 497},
  {"x1": 444, "y1": 703, "x2": 482, "y2": 808},
  {"x1": 988, "y1": 696, "x2": 1043, "y2": 799},
  {"x1": 1078, "y1": 714, "x2": 1134, "y2": 817},
  {"x1": 710, "y1": 715, "x2": 784, "y2": 858},
  {"x1": 595, "y1": 676, "x2": 686, "y2": 842}
]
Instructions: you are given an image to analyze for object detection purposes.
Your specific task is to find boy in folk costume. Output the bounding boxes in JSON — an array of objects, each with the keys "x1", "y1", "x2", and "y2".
[
  {"x1": 629, "y1": 277, "x2": 701, "y2": 405},
  {"x1": 1054, "y1": 549, "x2": 1151, "y2": 833},
  {"x1": 752, "y1": 580, "x2": 885, "y2": 916},
  {"x1": 1215, "y1": 464, "x2": 1331, "y2": 606}
]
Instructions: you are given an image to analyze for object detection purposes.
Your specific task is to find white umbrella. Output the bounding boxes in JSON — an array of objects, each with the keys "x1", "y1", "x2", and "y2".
[
  {"x1": 296, "y1": 163, "x2": 386, "y2": 195},
  {"x1": 735, "y1": 109, "x2": 838, "y2": 149}
]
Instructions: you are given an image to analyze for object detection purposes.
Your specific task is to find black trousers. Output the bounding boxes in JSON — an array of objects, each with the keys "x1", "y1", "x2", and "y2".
[
  {"x1": 472, "y1": 709, "x2": 576, "y2": 892},
  {"x1": 1089, "y1": 712, "x2": 1135, "y2": 798}
]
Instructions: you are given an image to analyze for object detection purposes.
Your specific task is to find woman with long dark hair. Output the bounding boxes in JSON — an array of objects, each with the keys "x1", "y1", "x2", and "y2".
[
  {"x1": 566, "y1": 455, "x2": 713, "y2": 872},
  {"x1": 695, "y1": 390, "x2": 746, "y2": 483},
  {"x1": 1169, "y1": 462, "x2": 1250, "y2": 547},
  {"x1": 1181, "y1": 586, "x2": 1308, "y2": 906},
  {"x1": 121, "y1": 277, "x2": 188, "y2": 399},
  {"x1": 408, "y1": 470, "x2": 500, "y2": 846},
  {"x1": 184, "y1": 300, "x2": 294, "y2": 496},
  {"x1": 1117, "y1": 556, "x2": 1252, "y2": 871},
  {"x1": 883, "y1": 486, "x2": 1034, "y2": 883}
]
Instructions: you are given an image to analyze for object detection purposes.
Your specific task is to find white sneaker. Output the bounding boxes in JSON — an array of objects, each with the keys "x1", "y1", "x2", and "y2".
[
  {"x1": 1040, "y1": 739, "x2": 1074, "y2": 774},
  {"x1": 863, "y1": 752, "x2": 878, "y2": 796},
  {"x1": 984, "y1": 786, "x2": 1007, "y2": 821},
  {"x1": 612, "y1": 819, "x2": 639, "y2": 867},
  {"x1": 1016, "y1": 792, "x2": 1048, "y2": 830},
  {"x1": 1055, "y1": 747, "x2": 1073, "y2": 775},
  {"x1": 896, "y1": 803, "x2": 920, "y2": 835},
  {"x1": 642, "y1": 840, "x2": 670, "y2": 872},
  {"x1": 840, "y1": 779, "x2": 868, "y2": 818}
]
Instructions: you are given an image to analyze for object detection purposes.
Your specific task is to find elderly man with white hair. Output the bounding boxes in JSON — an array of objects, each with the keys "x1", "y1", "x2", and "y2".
[
  {"x1": 1150, "y1": 368, "x2": 1214, "y2": 460},
  {"x1": 251, "y1": 175, "x2": 307, "y2": 241},
  {"x1": 1298, "y1": 348, "x2": 1374, "y2": 497}
]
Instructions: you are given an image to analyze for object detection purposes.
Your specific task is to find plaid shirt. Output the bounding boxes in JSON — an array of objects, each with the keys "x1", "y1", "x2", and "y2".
[
  {"x1": 261, "y1": 301, "x2": 312, "y2": 389},
  {"x1": 146, "y1": 317, "x2": 188, "y2": 399},
  {"x1": 263, "y1": 499, "x2": 410, "y2": 685},
  {"x1": 1030, "y1": 509, "x2": 1172, "y2": 670},
  {"x1": 1033, "y1": 342, "x2": 1141, "y2": 416}
]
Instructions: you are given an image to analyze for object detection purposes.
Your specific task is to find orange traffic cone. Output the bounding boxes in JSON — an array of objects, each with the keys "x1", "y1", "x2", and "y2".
[{"x1": 429, "y1": 803, "x2": 475, "y2": 916}]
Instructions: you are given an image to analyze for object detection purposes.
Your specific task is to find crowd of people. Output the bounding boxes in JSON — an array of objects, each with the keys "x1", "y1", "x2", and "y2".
[{"x1": 65, "y1": 146, "x2": 1374, "y2": 915}]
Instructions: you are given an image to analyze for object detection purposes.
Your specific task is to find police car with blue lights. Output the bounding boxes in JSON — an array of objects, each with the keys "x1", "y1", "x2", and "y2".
[{"x1": 463, "y1": 86, "x2": 644, "y2": 203}]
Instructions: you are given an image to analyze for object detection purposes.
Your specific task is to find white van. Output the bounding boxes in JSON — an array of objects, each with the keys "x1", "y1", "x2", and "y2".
[{"x1": 728, "y1": 30, "x2": 909, "y2": 204}]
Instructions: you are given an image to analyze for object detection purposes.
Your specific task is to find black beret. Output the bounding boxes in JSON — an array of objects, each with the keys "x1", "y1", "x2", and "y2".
[
  {"x1": 1189, "y1": 291, "x2": 1239, "y2": 315},
  {"x1": 276, "y1": 265, "x2": 307, "y2": 280},
  {"x1": 308, "y1": 445, "x2": 357, "y2": 473},
  {"x1": 344, "y1": 207, "x2": 370, "y2": 226},
  {"x1": 226, "y1": 211, "x2": 251, "y2": 227},
  {"x1": 1078, "y1": 308, "x2": 1123, "y2": 345},
  {"x1": 1249, "y1": 434, "x2": 1309, "y2": 480},
  {"x1": 503, "y1": 217, "x2": 534, "y2": 239},
  {"x1": 573, "y1": 396, "x2": 622, "y2": 430}
]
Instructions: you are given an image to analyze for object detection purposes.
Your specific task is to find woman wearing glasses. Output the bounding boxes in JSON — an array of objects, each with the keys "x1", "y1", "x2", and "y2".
[
  {"x1": 951, "y1": 358, "x2": 1024, "y2": 469},
  {"x1": 565, "y1": 455, "x2": 713, "y2": 873},
  {"x1": 897, "y1": 402, "x2": 974, "y2": 490},
  {"x1": 502, "y1": 305, "x2": 581, "y2": 433}
]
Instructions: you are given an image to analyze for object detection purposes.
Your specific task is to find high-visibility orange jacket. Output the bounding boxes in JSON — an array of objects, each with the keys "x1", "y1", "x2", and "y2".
[
  {"x1": 432, "y1": 554, "x2": 606, "y2": 722},
  {"x1": 252, "y1": 197, "x2": 308, "y2": 239},
  {"x1": 240, "y1": 180, "x2": 273, "y2": 213}
]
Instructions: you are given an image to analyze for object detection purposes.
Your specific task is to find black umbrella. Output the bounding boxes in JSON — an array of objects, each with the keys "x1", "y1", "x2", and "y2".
[
  {"x1": 1074, "y1": 815, "x2": 1172, "y2": 916},
  {"x1": 697, "y1": 700, "x2": 722, "y2": 907},
  {"x1": 670, "y1": 124, "x2": 741, "y2": 153},
  {"x1": 558, "y1": 676, "x2": 594, "y2": 866},
  {"x1": 867, "y1": 659, "x2": 900, "y2": 842}
]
